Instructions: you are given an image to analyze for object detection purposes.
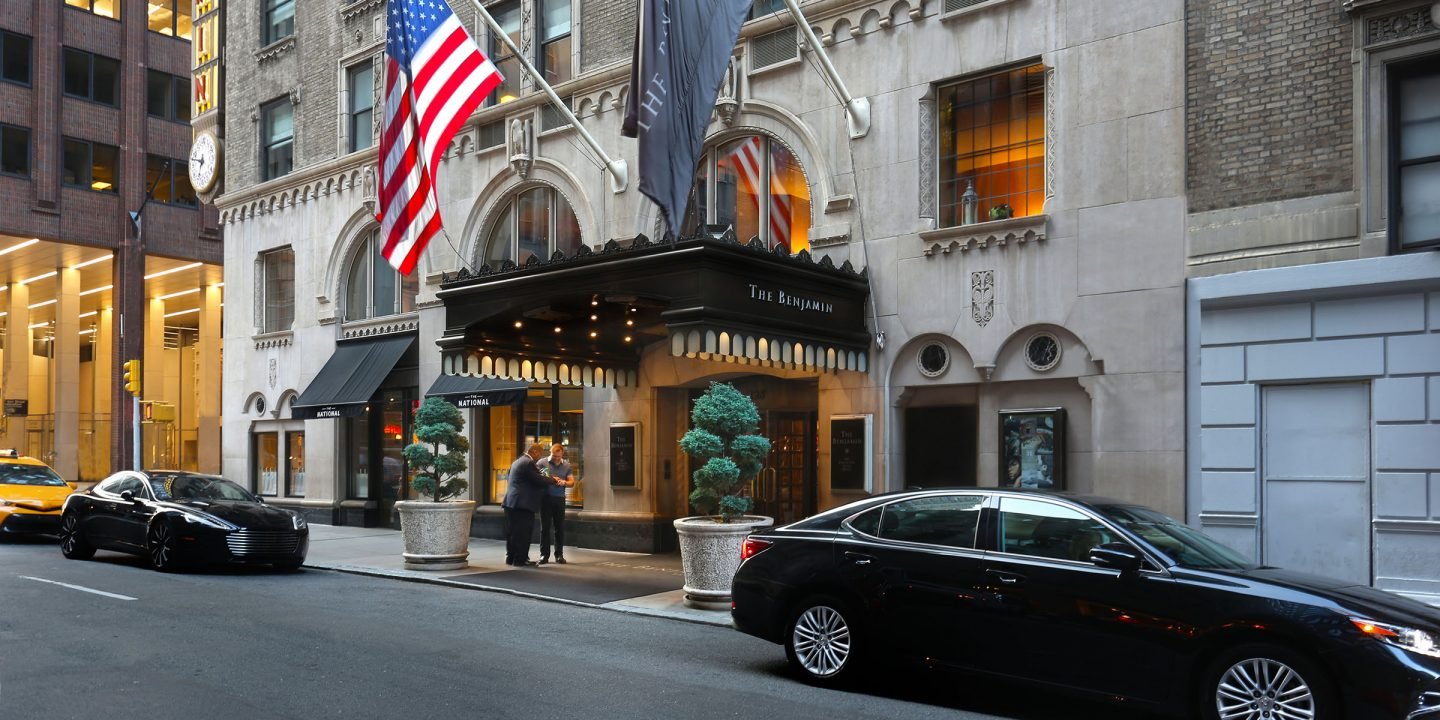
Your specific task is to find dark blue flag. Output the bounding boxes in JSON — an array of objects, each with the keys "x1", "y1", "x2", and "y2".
[{"x1": 622, "y1": 0, "x2": 752, "y2": 238}]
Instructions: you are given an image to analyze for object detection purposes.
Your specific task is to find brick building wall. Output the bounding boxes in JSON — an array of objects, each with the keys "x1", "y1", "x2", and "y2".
[
  {"x1": 580, "y1": 0, "x2": 634, "y2": 73},
  {"x1": 1186, "y1": 0, "x2": 1354, "y2": 213}
]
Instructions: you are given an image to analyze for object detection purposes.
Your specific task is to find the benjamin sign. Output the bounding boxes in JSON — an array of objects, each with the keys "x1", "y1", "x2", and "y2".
[{"x1": 747, "y1": 284, "x2": 834, "y2": 314}]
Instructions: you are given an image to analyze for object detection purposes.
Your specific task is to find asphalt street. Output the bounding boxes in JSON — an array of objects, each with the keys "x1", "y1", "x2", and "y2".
[{"x1": 1, "y1": 537, "x2": 1167, "y2": 720}]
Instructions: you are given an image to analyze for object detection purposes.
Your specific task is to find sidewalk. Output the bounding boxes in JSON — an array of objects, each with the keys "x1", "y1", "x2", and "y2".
[{"x1": 302, "y1": 524, "x2": 733, "y2": 627}]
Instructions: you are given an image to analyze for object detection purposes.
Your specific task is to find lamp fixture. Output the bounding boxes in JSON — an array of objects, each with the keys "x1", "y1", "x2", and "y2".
[
  {"x1": 144, "y1": 261, "x2": 203, "y2": 280},
  {"x1": 71, "y1": 255, "x2": 112, "y2": 270},
  {"x1": 28, "y1": 320, "x2": 49, "y2": 329},
  {"x1": 20, "y1": 270, "x2": 57, "y2": 285},
  {"x1": 624, "y1": 335, "x2": 632, "y2": 343},
  {"x1": 0, "y1": 239, "x2": 39, "y2": 256},
  {"x1": 625, "y1": 319, "x2": 634, "y2": 327},
  {"x1": 588, "y1": 331, "x2": 598, "y2": 338},
  {"x1": 589, "y1": 314, "x2": 598, "y2": 321},
  {"x1": 590, "y1": 298, "x2": 599, "y2": 307},
  {"x1": 513, "y1": 320, "x2": 523, "y2": 328},
  {"x1": 158, "y1": 288, "x2": 201, "y2": 301},
  {"x1": 164, "y1": 307, "x2": 199, "y2": 319},
  {"x1": 79, "y1": 311, "x2": 98, "y2": 319},
  {"x1": 80, "y1": 284, "x2": 113, "y2": 296},
  {"x1": 27, "y1": 299, "x2": 57, "y2": 309},
  {"x1": 553, "y1": 326, "x2": 562, "y2": 334}
]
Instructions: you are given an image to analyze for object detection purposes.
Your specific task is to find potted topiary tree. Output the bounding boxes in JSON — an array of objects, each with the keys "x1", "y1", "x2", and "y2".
[
  {"x1": 395, "y1": 397, "x2": 476, "y2": 570},
  {"x1": 675, "y1": 382, "x2": 774, "y2": 609}
]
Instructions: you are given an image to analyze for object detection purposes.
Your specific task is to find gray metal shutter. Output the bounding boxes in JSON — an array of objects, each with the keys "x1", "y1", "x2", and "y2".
[{"x1": 751, "y1": 27, "x2": 798, "y2": 70}]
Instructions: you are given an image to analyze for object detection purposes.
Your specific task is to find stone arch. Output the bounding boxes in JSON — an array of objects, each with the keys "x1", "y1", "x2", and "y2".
[
  {"x1": 697, "y1": 124, "x2": 821, "y2": 241},
  {"x1": 323, "y1": 206, "x2": 384, "y2": 310},
  {"x1": 889, "y1": 333, "x2": 982, "y2": 388},
  {"x1": 576, "y1": 97, "x2": 596, "y2": 119},
  {"x1": 989, "y1": 324, "x2": 1102, "y2": 382},
  {"x1": 457, "y1": 158, "x2": 599, "y2": 268},
  {"x1": 275, "y1": 389, "x2": 300, "y2": 419},
  {"x1": 719, "y1": 100, "x2": 846, "y2": 224},
  {"x1": 242, "y1": 390, "x2": 269, "y2": 416}
]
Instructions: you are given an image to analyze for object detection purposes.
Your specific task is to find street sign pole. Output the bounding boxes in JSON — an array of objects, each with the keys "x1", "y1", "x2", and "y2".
[{"x1": 133, "y1": 395, "x2": 140, "y2": 471}]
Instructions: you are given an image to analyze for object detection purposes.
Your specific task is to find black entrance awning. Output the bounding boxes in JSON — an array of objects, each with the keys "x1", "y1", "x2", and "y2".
[
  {"x1": 424, "y1": 374, "x2": 529, "y2": 408},
  {"x1": 292, "y1": 335, "x2": 415, "y2": 420},
  {"x1": 435, "y1": 232, "x2": 872, "y2": 386}
]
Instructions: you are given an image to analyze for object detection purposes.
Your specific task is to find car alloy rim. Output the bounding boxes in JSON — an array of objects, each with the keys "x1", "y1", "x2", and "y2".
[
  {"x1": 1215, "y1": 657, "x2": 1315, "y2": 720},
  {"x1": 792, "y1": 606, "x2": 851, "y2": 677},
  {"x1": 61, "y1": 515, "x2": 78, "y2": 553},
  {"x1": 149, "y1": 523, "x2": 173, "y2": 568}
]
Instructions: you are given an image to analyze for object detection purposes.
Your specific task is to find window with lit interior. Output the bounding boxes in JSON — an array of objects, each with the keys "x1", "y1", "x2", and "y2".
[
  {"x1": 937, "y1": 64, "x2": 1045, "y2": 227},
  {"x1": 481, "y1": 186, "x2": 582, "y2": 267},
  {"x1": 344, "y1": 230, "x2": 419, "y2": 322},
  {"x1": 681, "y1": 135, "x2": 811, "y2": 253}
]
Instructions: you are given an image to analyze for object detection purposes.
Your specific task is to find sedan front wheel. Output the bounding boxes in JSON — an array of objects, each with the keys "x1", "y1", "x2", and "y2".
[
  {"x1": 784, "y1": 596, "x2": 862, "y2": 687},
  {"x1": 1205, "y1": 643, "x2": 1333, "y2": 720},
  {"x1": 59, "y1": 512, "x2": 95, "y2": 560},
  {"x1": 147, "y1": 521, "x2": 180, "y2": 572}
]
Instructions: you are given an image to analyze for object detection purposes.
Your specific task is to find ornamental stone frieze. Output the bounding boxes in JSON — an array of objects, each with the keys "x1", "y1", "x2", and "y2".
[
  {"x1": 254, "y1": 36, "x2": 296, "y2": 63},
  {"x1": 1364, "y1": 4, "x2": 1437, "y2": 45},
  {"x1": 918, "y1": 215, "x2": 1047, "y2": 256},
  {"x1": 341, "y1": 316, "x2": 420, "y2": 340}
]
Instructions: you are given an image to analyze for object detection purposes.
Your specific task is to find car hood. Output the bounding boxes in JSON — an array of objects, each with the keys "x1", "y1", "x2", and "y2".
[
  {"x1": 0, "y1": 485, "x2": 72, "y2": 512},
  {"x1": 1213, "y1": 566, "x2": 1440, "y2": 629},
  {"x1": 161, "y1": 500, "x2": 297, "y2": 530}
]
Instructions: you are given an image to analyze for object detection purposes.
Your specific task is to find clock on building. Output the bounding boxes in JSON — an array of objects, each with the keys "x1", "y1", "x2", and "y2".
[{"x1": 188, "y1": 131, "x2": 221, "y2": 194}]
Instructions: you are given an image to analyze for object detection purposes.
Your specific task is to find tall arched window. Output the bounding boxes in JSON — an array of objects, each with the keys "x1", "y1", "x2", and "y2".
[
  {"x1": 481, "y1": 186, "x2": 582, "y2": 267},
  {"x1": 681, "y1": 135, "x2": 811, "y2": 253},
  {"x1": 344, "y1": 230, "x2": 419, "y2": 321}
]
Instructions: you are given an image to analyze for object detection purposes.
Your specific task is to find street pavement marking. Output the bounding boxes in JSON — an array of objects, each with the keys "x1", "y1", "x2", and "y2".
[{"x1": 19, "y1": 576, "x2": 137, "y2": 601}]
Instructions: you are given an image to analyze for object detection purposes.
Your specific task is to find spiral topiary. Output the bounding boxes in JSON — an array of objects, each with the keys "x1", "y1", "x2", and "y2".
[
  {"x1": 679, "y1": 382, "x2": 771, "y2": 522},
  {"x1": 404, "y1": 397, "x2": 470, "y2": 502}
]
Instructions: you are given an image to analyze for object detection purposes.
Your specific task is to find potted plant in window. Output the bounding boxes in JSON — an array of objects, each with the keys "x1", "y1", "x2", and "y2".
[
  {"x1": 396, "y1": 397, "x2": 475, "y2": 570},
  {"x1": 675, "y1": 382, "x2": 774, "y2": 609},
  {"x1": 988, "y1": 203, "x2": 1014, "y2": 221}
]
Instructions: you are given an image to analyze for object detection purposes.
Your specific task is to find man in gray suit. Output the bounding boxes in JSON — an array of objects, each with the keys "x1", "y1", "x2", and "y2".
[{"x1": 502, "y1": 443, "x2": 556, "y2": 566}]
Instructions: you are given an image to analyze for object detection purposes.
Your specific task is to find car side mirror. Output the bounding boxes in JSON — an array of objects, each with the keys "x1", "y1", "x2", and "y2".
[
  {"x1": 1090, "y1": 542, "x2": 1143, "y2": 575},
  {"x1": 120, "y1": 490, "x2": 137, "y2": 503},
  {"x1": 255, "y1": 496, "x2": 265, "y2": 504}
]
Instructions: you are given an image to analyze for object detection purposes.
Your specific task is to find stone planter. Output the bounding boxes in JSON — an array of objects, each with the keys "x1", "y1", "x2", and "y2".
[
  {"x1": 396, "y1": 500, "x2": 477, "y2": 570},
  {"x1": 674, "y1": 515, "x2": 774, "y2": 610}
]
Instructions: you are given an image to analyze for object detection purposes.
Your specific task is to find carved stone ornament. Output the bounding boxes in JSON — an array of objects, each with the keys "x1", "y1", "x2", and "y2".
[
  {"x1": 509, "y1": 118, "x2": 534, "y2": 179},
  {"x1": 971, "y1": 270, "x2": 994, "y2": 327},
  {"x1": 715, "y1": 56, "x2": 741, "y2": 126},
  {"x1": 362, "y1": 165, "x2": 378, "y2": 213},
  {"x1": 1366, "y1": 5, "x2": 1437, "y2": 45}
]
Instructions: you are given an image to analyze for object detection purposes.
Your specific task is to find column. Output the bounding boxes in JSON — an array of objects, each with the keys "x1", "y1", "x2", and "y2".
[
  {"x1": 144, "y1": 297, "x2": 165, "y2": 404},
  {"x1": 94, "y1": 306, "x2": 113, "y2": 476},
  {"x1": 52, "y1": 267, "x2": 79, "y2": 480},
  {"x1": 4, "y1": 283, "x2": 30, "y2": 455},
  {"x1": 196, "y1": 284, "x2": 221, "y2": 473}
]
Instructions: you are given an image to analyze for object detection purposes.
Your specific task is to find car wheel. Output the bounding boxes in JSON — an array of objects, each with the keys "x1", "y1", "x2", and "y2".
[
  {"x1": 1204, "y1": 643, "x2": 1334, "y2": 720},
  {"x1": 59, "y1": 512, "x2": 95, "y2": 560},
  {"x1": 147, "y1": 520, "x2": 180, "y2": 572},
  {"x1": 784, "y1": 595, "x2": 862, "y2": 687}
]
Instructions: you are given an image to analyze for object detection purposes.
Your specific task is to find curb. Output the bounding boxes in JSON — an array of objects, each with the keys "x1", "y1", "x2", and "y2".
[{"x1": 302, "y1": 560, "x2": 735, "y2": 629}]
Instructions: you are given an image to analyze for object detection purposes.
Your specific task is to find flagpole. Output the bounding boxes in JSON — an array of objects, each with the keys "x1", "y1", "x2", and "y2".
[
  {"x1": 465, "y1": 0, "x2": 628, "y2": 193},
  {"x1": 778, "y1": 0, "x2": 870, "y2": 139}
]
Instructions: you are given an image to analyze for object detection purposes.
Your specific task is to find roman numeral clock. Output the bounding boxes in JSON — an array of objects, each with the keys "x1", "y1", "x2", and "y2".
[{"x1": 188, "y1": 130, "x2": 222, "y2": 196}]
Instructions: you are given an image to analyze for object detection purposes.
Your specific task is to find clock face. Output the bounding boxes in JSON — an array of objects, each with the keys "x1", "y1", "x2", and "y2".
[{"x1": 188, "y1": 132, "x2": 220, "y2": 194}]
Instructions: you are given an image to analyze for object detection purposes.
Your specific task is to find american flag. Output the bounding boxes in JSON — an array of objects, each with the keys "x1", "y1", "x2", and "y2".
[
  {"x1": 727, "y1": 136, "x2": 793, "y2": 252},
  {"x1": 379, "y1": 0, "x2": 502, "y2": 274}
]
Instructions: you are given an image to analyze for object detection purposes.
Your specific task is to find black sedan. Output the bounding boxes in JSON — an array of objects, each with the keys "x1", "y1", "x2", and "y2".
[
  {"x1": 60, "y1": 470, "x2": 308, "y2": 572},
  {"x1": 731, "y1": 488, "x2": 1440, "y2": 720}
]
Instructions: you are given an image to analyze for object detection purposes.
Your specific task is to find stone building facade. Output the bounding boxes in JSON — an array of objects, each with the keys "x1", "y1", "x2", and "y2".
[
  {"x1": 1185, "y1": 0, "x2": 1440, "y2": 602},
  {"x1": 217, "y1": 0, "x2": 1188, "y2": 550}
]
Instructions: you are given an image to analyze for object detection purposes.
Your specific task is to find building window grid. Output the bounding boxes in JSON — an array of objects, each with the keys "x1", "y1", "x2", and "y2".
[
  {"x1": 481, "y1": 186, "x2": 582, "y2": 267},
  {"x1": 0, "y1": 125, "x2": 29, "y2": 178},
  {"x1": 488, "y1": 1, "x2": 523, "y2": 105},
  {"x1": 681, "y1": 135, "x2": 812, "y2": 253},
  {"x1": 62, "y1": 48, "x2": 120, "y2": 106},
  {"x1": 1391, "y1": 57, "x2": 1440, "y2": 251},
  {"x1": 285, "y1": 431, "x2": 305, "y2": 497},
  {"x1": 348, "y1": 62, "x2": 375, "y2": 153},
  {"x1": 264, "y1": 0, "x2": 296, "y2": 46},
  {"x1": 261, "y1": 246, "x2": 295, "y2": 334},
  {"x1": 61, "y1": 137, "x2": 119, "y2": 193},
  {"x1": 64, "y1": 0, "x2": 119, "y2": 20},
  {"x1": 261, "y1": 98, "x2": 295, "y2": 181},
  {"x1": 344, "y1": 231, "x2": 419, "y2": 322},
  {"x1": 538, "y1": 0, "x2": 571, "y2": 86},
  {"x1": 147, "y1": 71, "x2": 192, "y2": 122},
  {"x1": 937, "y1": 65, "x2": 1046, "y2": 228},
  {"x1": 148, "y1": 0, "x2": 193, "y2": 39},
  {"x1": 0, "y1": 31, "x2": 31, "y2": 86},
  {"x1": 145, "y1": 155, "x2": 198, "y2": 207}
]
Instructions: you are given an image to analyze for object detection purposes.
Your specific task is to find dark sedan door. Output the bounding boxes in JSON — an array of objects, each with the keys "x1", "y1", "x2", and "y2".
[
  {"x1": 836, "y1": 493, "x2": 989, "y2": 669},
  {"x1": 82, "y1": 476, "x2": 141, "y2": 548},
  {"x1": 974, "y1": 496, "x2": 1194, "y2": 704},
  {"x1": 111, "y1": 474, "x2": 157, "y2": 550}
]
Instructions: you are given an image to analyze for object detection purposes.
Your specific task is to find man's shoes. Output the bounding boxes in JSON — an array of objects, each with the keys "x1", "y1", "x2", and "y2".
[
  {"x1": 555, "y1": 556, "x2": 567, "y2": 564},
  {"x1": 509, "y1": 560, "x2": 538, "y2": 567},
  {"x1": 538, "y1": 556, "x2": 550, "y2": 565}
]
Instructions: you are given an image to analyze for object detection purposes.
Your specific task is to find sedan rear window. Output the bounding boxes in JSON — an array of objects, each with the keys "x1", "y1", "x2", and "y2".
[
  {"x1": 872, "y1": 495, "x2": 984, "y2": 549},
  {"x1": 0, "y1": 463, "x2": 66, "y2": 486}
]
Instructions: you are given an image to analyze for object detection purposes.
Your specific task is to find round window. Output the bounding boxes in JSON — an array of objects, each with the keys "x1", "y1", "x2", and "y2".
[
  {"x1": 1025, "y1": 333, "x2": 1061, "y2": 372},
  {"x1": 917, "y1": 342, "x2": 950, "y2": 377},
  {"x1": 254, "y1": 396, "x2": 268, "y2": 416}
]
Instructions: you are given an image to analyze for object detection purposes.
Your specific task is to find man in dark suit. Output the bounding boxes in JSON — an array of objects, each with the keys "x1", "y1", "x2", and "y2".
[{"x1": 502, "y1": 443, "x2": 555, "y2": 566}]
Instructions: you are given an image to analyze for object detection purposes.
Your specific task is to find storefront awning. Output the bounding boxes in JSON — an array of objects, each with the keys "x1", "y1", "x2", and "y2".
[
  {"x1": 291, "y1": 335, "x2": 414, "y2": 420},
  {"x1": 424, "y1": 374, "x2": 529, "y2": 408},
  {"x1": 435, "y1": 233, "x2": 871, "y2": 385}
]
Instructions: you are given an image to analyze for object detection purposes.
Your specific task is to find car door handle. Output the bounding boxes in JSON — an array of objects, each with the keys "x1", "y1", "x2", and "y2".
[
  {"x1": 987, "y1": 569, "x2": 1025, "y2": 586},
  {"x1": 844, "y1": 551, "x2": 875, "y2": 566}
]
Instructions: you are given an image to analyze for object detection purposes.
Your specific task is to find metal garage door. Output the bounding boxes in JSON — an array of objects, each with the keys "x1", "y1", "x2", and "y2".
[{"x1": 1261, "y1": 383, "x2": 1372, "y2": 585}]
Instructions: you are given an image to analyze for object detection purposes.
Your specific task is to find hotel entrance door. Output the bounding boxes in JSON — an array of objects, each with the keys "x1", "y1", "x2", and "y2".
[{"x1": 753, "y1": 411, "x2": 816, "y2": 526}]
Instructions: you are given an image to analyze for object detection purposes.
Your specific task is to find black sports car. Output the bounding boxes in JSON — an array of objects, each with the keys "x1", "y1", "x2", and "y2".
[
  {"x1": 731, "y1": 488, "x2": 1440, "y2": 720},
  {"x1": 60, "y1": 470, "x2": 308, "y2": 572}
]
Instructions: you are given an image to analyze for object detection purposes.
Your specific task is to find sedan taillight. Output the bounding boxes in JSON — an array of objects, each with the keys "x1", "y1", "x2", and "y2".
[{"x1": 741, "y1": 537, "x2": 773, "y2": 561}]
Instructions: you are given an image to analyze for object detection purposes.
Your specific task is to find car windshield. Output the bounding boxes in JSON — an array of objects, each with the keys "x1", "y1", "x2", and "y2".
[
  {"x1": 151, "y1": 475, "x2": 256, "y2": 502},
  {"x1": 1099, "y1": 504, "x2": 1255, "y2": 571},
  {"x1": 0, "y1": 463, "x2": 67, "y2": 487}
]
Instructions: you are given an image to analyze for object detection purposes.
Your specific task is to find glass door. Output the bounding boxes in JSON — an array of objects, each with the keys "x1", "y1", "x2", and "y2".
[
  {"x1": 375, "y1": 389, "x2": 417, "y2": 523},
  {"x1": 753, "y1": 411, "x2": 815, "y2": 525}
]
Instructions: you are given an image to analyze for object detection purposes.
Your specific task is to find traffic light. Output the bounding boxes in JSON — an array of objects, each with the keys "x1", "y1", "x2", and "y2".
[{"x1": 123, "y1": 359, "x2": 142, "y2": 397}]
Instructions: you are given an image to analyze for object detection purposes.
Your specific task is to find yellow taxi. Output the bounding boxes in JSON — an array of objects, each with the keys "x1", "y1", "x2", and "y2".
[{"x1": 0, "y1": 450, "x2": 76, "y2": 536}]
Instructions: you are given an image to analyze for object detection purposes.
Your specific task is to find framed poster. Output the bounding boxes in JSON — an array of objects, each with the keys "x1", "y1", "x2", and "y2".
[
  {"x1": 609, "y1": 422, "x2": 640, "y2": 488},
  {"x1": 998, "y1": 408, "x2": 1065, "y2": 490},
  {"x1": 830, "y1": 414, "x2": 872, "y2": 492}
]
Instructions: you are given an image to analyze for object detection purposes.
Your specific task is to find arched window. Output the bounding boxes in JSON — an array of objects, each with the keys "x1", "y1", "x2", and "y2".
[
  {"x1": 344, "y1": 230, "x2": 419, "y2": 321},
  {"x1": 681, "y1": 135, "x2": 811, "y2": 253},
  {"x1": 481, "y1": 186, "x2": 582, "y2": 267}
]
